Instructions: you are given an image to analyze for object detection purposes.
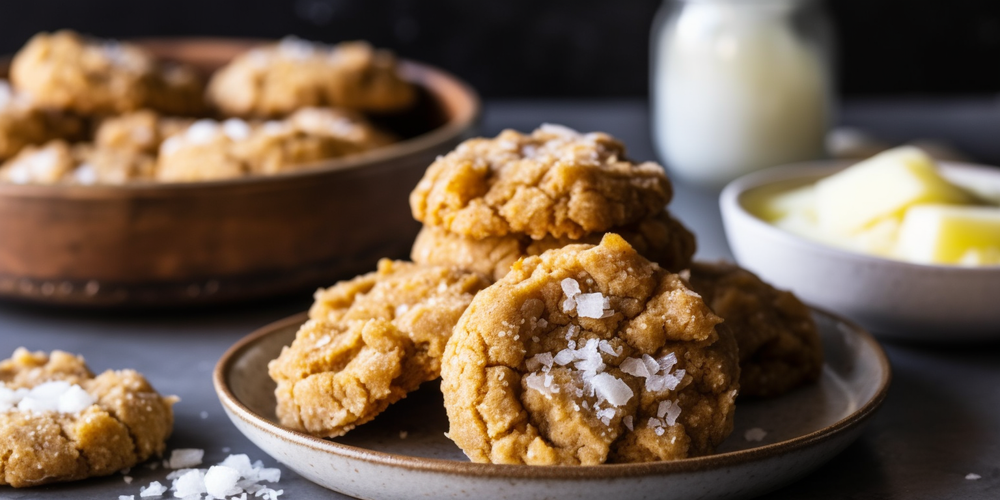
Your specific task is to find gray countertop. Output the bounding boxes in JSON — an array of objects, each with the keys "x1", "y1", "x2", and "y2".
[{"x1": 1, "y1": 99, "x2": 998, "y2": 499}]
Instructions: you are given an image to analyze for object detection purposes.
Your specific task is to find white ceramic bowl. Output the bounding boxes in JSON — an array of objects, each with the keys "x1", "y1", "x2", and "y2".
[{"x1": 721, "y1": 160, "x2": 1000, "y2": 341}]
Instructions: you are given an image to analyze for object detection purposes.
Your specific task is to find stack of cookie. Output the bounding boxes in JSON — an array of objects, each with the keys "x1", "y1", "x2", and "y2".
[{"x1": 268, "y1": 124, "x2": 824, "y2": 466}]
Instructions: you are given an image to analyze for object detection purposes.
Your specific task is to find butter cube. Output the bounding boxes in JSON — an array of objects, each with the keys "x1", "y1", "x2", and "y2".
[
  {"x1": 815, "y1": 146, "x2": 972, "y2": 235},
  {"x1": 894, "y1": 204, "x2": 1000, "y2": 265}
]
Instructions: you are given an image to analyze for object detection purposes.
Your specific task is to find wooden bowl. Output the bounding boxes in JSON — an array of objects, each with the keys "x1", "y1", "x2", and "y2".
[{"x1": 0, "y1": 38, "x2": 480, "y2": 307}]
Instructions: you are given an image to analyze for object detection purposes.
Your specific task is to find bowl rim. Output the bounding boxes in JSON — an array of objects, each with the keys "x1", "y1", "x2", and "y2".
[
  {"x1": 212, "y1": 308, "x2": 891, "y2": 479},
  {"x1": 0, "y1": 38, "x2": 481, "y2": 197},
  {"x1": 720, "y1": 159, "x2": 1000, "y2": 274}
]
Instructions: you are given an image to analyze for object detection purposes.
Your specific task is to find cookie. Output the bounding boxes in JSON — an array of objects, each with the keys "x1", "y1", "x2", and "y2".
[
  {"x1": 441, "y1": 234, "x2": 739, "y2": 465},
  {"x1": 0, "y1": 348, "x2": 176, "y2": 488},
  {"x1": 156, "y1": 108, "x2": 392, "y2": 182},
  {"x1": 95, "y1": 110, "x2": 193, "y2": 155},
  {"x1": 685, "y1": 262, "x2": 823, "y2": 398},
  {"x1": 10, "y1": 30, "x2": 204, "y2": 116},
  {"x1": 410, "y1": 125, "x2": 673, "y2": 241},
  {"x1": 0, "y1": 140, "x2": 156, "y2": 185},
  {"x1": 0, "y1": 80, "x2": 84, "y2": 161},
  {"x1": 207, "y1": 37, "x2": 416, "y2": 117},
  {"x1": 411, "y1": 209, "x2": 696, "y2": 281},
  {"x1": 268, "y1": 259, "x2": 490, "y2": 438}
]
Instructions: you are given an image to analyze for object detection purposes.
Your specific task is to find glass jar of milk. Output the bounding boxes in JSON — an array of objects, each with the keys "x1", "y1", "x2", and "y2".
[{"x1": 651, "y1": 0, "x2": 834, "y2": 188}]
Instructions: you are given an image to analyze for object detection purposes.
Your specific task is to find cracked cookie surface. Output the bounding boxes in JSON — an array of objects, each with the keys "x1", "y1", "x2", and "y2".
[
  {"x1": 686, "y1": 262, "x2": 823, "y2": 398},
  {"x1": 207, "y1": 37, "x2": 415, "y2": 117},
  {"x1": 268, "y1": 259, "x2": 489, "y2": 438},
  {"x1": 409, "y1": 125, "x2": 673, "y2": 241},
  {"x1": 0, "y1": 348, "x2": 176, "y2": 488},
  {"x1": 441, "y1": 234, "x2": 739, "y2": 465},
  {"x1": 411, "y1": 209, "x2": 696, "y2": 281}
]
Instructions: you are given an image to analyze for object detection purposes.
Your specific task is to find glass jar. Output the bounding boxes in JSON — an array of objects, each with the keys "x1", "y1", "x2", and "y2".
[{"x1": 650, "y1": 0, "x2": 835, "y2": 188}]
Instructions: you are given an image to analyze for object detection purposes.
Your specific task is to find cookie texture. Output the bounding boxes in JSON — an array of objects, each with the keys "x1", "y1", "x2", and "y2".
[
  {"x1": 441, "y1": 234, "x2": 739, "y2": 465},
  {"x1": 410, "y1": 125, "x2": 673, "y2": 240},
  {"x1": 0, "y1": 348, "x2": 176, "y2": 488},
  {"x1": 411, "y1": 209, "x2": 696, "y2": 281},
  {"x1": 686, "y1": 262, "x2": 823, "y2": 398},
  {"x1": 268, "y1": 259, "x2": 490, "y2": 438},
  {"x1": 156, "y1": 108, "x2": 392, "y2": 182},
  {"x1": 207, "y1": 37, "x2": 416, "y2": 117},
  {"x1": 10, "y1": 30, "x2": 203, "y2": 115}
]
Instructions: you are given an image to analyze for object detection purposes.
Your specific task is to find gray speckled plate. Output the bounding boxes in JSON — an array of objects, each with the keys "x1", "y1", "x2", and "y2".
[{"x1": 214, "y1": 310, "x2": 890, "y2": 500}]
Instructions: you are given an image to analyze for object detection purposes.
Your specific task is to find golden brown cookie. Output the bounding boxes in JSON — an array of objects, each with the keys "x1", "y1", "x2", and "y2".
[
  {"x1": 156, "y1": 108, "x2": 392, "y2": 182},
  {"x1": 411, "y1": 209, "x2": 696, "y2": 281},
  {"x1": 0, "y1": 80, "x2": 84, "y2": 161},
  {"x1": 268, "y1": 259, "x2": 490, "y2": 438},
  {"x1": 441, "y1": 234, "x2": 739, "y2": 465},
  {"x1": 0, "y1": 140, "x2": 77, "y2": 184},
  {"x1": 207, "y1": 37, "x2": 415, "y2": 117},
  {"x1": 0, "y1": 348, "x2": 176, "y2": 488},
  {"x1": 10, "y1": 30, "x2": 204, "y2": 115},
  {"x1": 410, "y1": 125, "x2": 673, "y2": 241},
  {"x1": 685, "y1": 262, "x2": 823, "y2": 398}
]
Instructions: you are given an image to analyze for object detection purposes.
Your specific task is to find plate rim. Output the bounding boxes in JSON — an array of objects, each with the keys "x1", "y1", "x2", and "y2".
[{"x1": 213, "y1": 308, "x2": 891, "y2": 479}]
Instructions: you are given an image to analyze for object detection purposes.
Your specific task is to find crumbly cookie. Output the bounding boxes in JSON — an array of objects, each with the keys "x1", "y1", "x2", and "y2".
[
  {"x1": 411, "y1": 209, "x2": 696, "y2": 281},
  {"x1": 0, "y1": 348, "x2": 176, "y2": 488},
  {"x1": 10, "y1": 30, "x2": 204, "y2": 115},
  {"x1": 441, "y1": 234, "x2": 739, "y2": 465},
  {"x1": 156, "y1": 108, "x2": 392, "y2": 182},
  {"x1": 0, "y1": 140, "x2": 156, "y2": 185},
  {"x1": 685, "y1": 262, "x2": 823, "y2": 398},
  {"x1": 207, "y1": 37, "x2": 416, "y2": 117},
  {"x1": 410, "y1": 125, "x2": 673, "y2": 241},
  {"x1": 0, "y1": 80, "x2": 84, "y2": 161},
  {"x1": 268, "y1": 259, "x2": 490, "y2": 438}
]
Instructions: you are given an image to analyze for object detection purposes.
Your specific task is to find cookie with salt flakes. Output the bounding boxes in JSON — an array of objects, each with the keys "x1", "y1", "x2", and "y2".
[
  {"x1": 441, "y1": 234, "x2": 739, "y2": 465},
  {"x1": 0, "y1": 348, "x2": 176, "y2": 488}
]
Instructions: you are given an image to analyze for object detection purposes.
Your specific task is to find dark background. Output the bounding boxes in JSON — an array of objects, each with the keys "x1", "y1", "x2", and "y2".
[{"x1": 1, "y1": 0, "x2": 998, "y2": 98}]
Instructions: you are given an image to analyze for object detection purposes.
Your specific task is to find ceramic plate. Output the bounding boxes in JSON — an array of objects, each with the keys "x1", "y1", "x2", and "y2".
[{"x1": 214, "y1": 310, "x2": 890, "y2": 500}]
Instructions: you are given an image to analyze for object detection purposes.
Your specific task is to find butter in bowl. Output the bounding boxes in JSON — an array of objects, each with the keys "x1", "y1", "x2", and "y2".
[{"x1": 721, "y1": 147, "x2": 1000, "y2": 340}]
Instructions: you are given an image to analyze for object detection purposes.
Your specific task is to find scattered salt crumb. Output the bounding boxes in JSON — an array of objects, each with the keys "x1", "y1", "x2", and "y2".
[
  {"x1": 967, "y1": 473, "x2": 982, "y2": 480},
  {"x1": 399, "y1": 431, "x2": 408, "y2": 439},
  {"x1": 623, "y1": 415, "x2": 634, "y2": 431},
  {"x1": 590, "y1": 373, "x2": 633, "y2": 406},
  {"x1": 119, "y1": 496, "x2": 134, "y2": 500},
  {"x1": 167, "y1": 448, "x2": 204, "y2": 469},
  {"x1": 123, "y1": 475, "x2": 133, "y2": 484},
  {"x1": 139, "y1": 480, "x2": 167, "y2": 497},
  {"x1": 744, "y1": 428, "x2": 767, "y2": 442},
  {"x1": 314, "y1": 336, "x2": 331, "y2": 348},
  {"x1": 205, "y1": 465, "x2": 242, "y2": 498},
  {"x1": 575, "y1": 292, "x2": 609, "y2": 319},
  {"x1": 200, "y1": 411, "x2": 209, "y2": 419}
]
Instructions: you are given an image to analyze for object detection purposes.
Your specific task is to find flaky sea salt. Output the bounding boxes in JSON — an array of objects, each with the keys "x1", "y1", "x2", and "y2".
[
  {"x1": 623, "y1": 415, "x2": 634, "y2": 431},
  {"x1": 744, "y1": 428, "x2": 767, "y2": 442},
  {"x1": 966, "y1": 473, "x2": 981, "y2": 480},
  {"x1": 590, "y1": 373, "x2": 633, "y2": 407},
  {"x1": 222, "y1": 119, "x2": 252, "y2": 141},
  {"x1": 205, "y1": 465, "x2": 242, "y2": 498},
  {"x1": 575, "y1": 293, "x2": 610, "y2": 319},
  {"x1": 0, "y1": 381, "x2": 95, "y2": 414},
  {"x1": 173, "y1": 469, "x2": 207, "y2": 497},
  {"x1": 167, "y1": 449, "x2": 204, "y2": 469},
  {"x1": 139, "y1": 481, "x2": 167, "y2": 497}
]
